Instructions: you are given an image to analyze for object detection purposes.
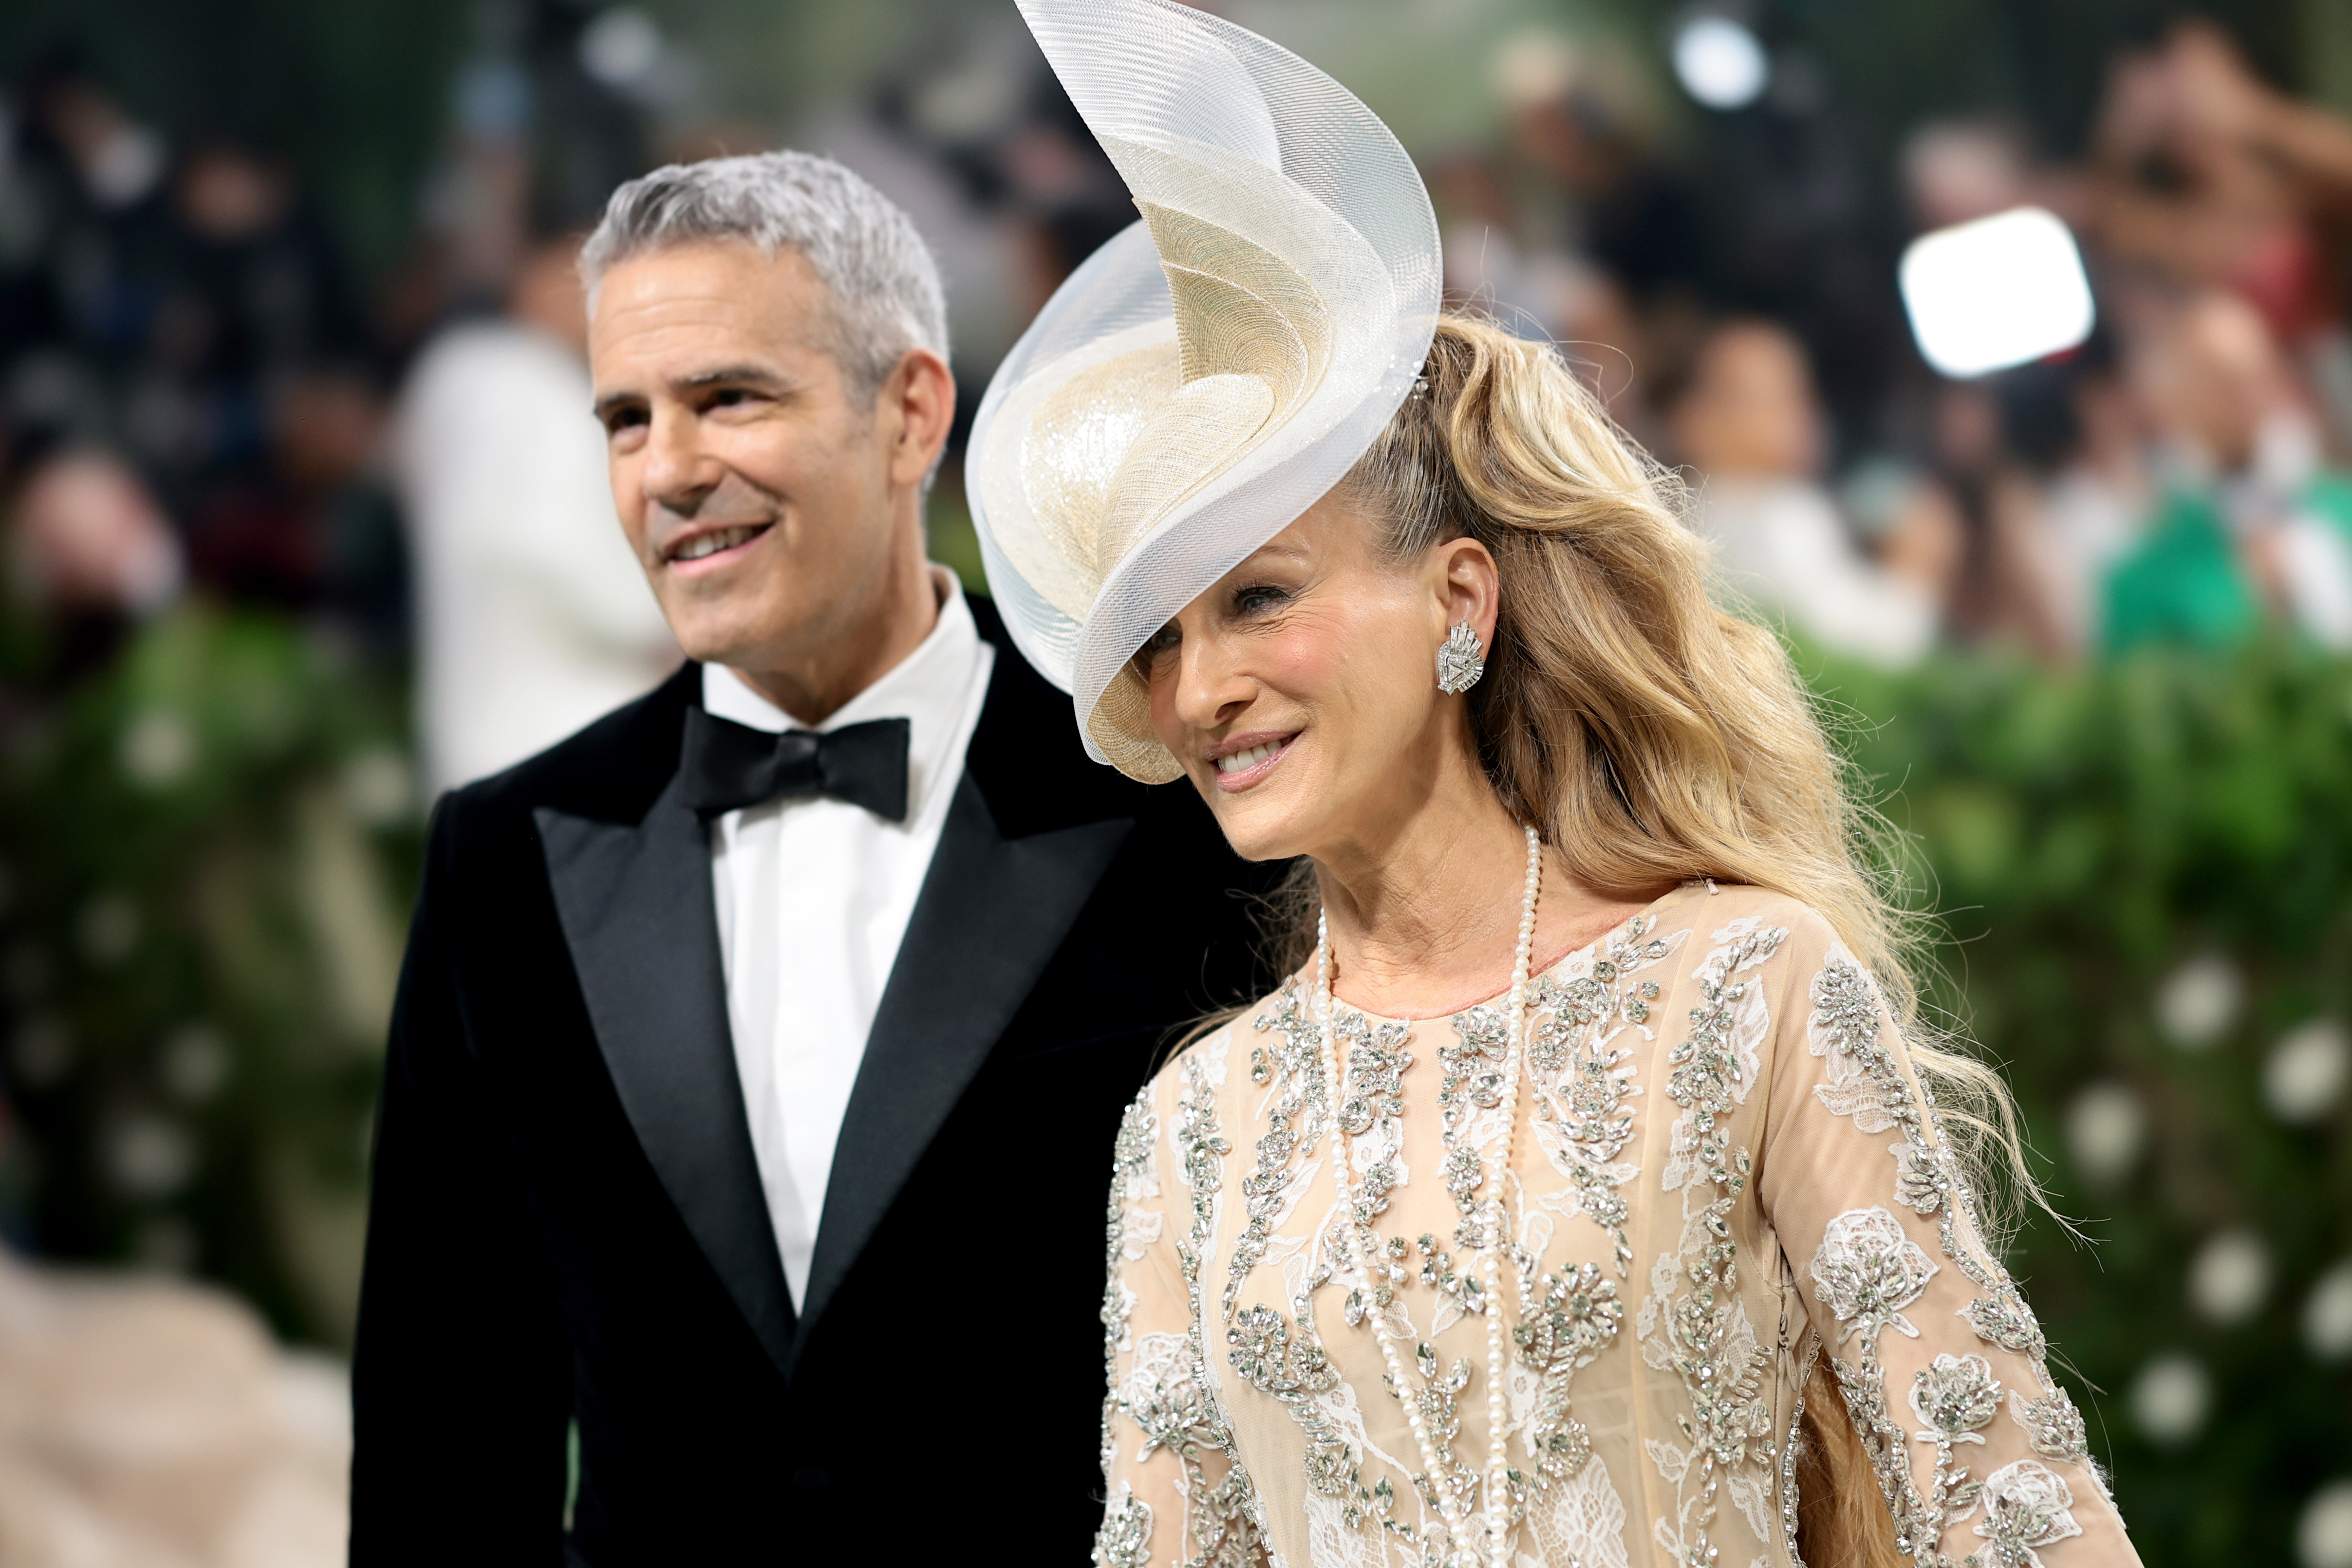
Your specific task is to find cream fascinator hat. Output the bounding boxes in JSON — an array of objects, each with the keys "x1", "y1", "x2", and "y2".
[{"x1": 971, "y1": 0, "x2": 1443, "y2": 782}]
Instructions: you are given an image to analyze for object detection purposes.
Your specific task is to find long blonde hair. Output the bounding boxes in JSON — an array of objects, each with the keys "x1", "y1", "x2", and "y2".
[{"x1": 1294, "y1": 314, "x2": 2039, "y2": 1566}]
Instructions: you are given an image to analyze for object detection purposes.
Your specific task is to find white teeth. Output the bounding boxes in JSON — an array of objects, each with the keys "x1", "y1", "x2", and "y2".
[
  {"x1": 1214, "y1": 741, "x2": 1283, "y2": 775},
  {"x1": 674, "y1": 525, "x2": 763, "y2": 562}
]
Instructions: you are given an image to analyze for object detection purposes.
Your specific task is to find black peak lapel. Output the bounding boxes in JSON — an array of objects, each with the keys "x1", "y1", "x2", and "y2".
[
  {"x1": 794, "y1": 773, "x2": 1131, "y2": 1350},
  {"x1": 535, "y1": 772, "x2": 797, "y2": 1381}
]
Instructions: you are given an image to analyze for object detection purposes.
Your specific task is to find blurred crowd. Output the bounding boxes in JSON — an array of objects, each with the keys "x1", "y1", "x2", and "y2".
[
  {"x1": 1446, "y1": 18, "x2": 2352, "y2": 668},
  {"x1": 9, "y1": 14, "x2": 2352, "y2": 770}
]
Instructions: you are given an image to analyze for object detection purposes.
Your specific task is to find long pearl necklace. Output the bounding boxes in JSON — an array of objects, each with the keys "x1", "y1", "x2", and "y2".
[{"x1": 1316, "y1": 823, "x2": 1541, "y2": 1567}]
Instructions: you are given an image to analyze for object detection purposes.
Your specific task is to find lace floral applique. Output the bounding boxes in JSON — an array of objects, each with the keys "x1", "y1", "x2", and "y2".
[
  {"x1": 2009, "y1": 1390, "x2": 2090, "y2": 1465},
  {"x1": 1972, "y1": 1460, "x2": 2083, "y2": 1568},
  {"x1": 1908, "y1": 1352, "x2": 2002, "y2": 1539},
  {"x1": 1810, "y1": 1207, "x2": 1939, "y2": 1346},
  {"x1": 1227, "y1": 1304, "x2": 1350, "y2": 1495},
  {"x1": 1527, "y1": 917, "x2": 1685, "y2": 1277},
  {"x1": 1807, "y1": 954, "x2": 2092, "y2": 1473},
  {"x1": 1095, "y1": 1484, "x2": 1154, "y2": 1568},
  {"x1": 1514, "y1": 1260, "x2": 1622, "y2": 1482},
  {"x1": 1228, "y1": 984, "x2": 1331, "y2": 1324},
  {"x1": 1113, "y1": 1038, "x2": 1261, "y2": 1568},
  {"x1": 1639, "y1": 918, "x2": 1788, "y2": 1568}
]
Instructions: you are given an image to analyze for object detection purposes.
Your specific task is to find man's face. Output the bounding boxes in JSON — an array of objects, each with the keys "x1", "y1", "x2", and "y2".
[{"x1": 590, "y1": 241, "x2": 898, "y2": 671}]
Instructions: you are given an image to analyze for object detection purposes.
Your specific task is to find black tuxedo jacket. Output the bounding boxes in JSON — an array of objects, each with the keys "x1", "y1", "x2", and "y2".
[{"x1": 349, "y1": 597, "x2": 1273, "y2": 1563}]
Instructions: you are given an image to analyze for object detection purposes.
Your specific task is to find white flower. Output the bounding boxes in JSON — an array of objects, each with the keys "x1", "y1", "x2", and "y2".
[
  {"x1": 103, "y1": 1110, "x2": 196, "y2": 1199},
  {"x1": 2155, "y1": 952, "x2": 2241, "y2": 1051},
  {"x1": 2303, "y1": 1261, "x2": 2352, "y2": 1362},
  {"x1": 2265, "y1": 1020, "x2": 2350, "y2": 1124},
  {"x1": 2063, "y1": 1080, "x2": 2146, "y2": 1186},
  {"x1": 76, "y1": 893, "x2": 140, "y2": 966},
  {"x1": 2299, "y1": 1480, "x2": 2352, "y2": 1568},
  {"x1": 341, "y1": 747, "x2": 417, "y2": 828},
  {"x1": 119, "y1": 707, "x2": 195, "y2": 788},
  {"x1": 2187, "y1": 1229, "x2": 2271, "y2": 1325},
  {"x1": 159, "y1": 1024, "x2": 231, "y2": 1104},
  {"x1": 2128, "y1": 1352, "x2": 2210, "y2": 1445}
]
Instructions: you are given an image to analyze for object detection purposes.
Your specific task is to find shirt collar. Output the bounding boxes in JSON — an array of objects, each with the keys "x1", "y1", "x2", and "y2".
[{"x1": 701, "y1": 566, "x2": 988, "y2": 823}]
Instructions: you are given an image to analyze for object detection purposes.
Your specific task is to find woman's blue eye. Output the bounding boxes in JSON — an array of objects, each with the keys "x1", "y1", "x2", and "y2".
[
  {"x1": 1235, "y1": 585, "x2": 1288, "y2": 614},
  {"x1": 1141, "y1": 624, "x2": 1180, "y2": 658}
]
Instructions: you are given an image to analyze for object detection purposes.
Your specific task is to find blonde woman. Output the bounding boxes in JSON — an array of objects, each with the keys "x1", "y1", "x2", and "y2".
[{"x1": 975, "y1": 4, "x2": 2139, "y2": 1565}]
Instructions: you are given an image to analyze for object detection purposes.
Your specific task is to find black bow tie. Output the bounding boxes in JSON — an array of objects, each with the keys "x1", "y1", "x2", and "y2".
[{"x1": 679, "y1": 708, "x2": 912, "y2": 822}]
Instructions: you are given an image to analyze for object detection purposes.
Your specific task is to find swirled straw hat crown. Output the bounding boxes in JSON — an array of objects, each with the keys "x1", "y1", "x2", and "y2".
[{"x1": 971, "y1": 0, "x2": 1442, "y2": 780}]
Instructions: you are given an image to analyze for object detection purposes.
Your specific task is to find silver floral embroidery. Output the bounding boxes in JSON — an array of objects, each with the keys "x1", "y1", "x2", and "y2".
[
  {"x1": 1781, "y1": 1332, "x2": 1820, "y2": 1567},
  {"x1": 1227, "y1": 1303, "x2": 1350, "y2": 1496},
  {"x1": 1810, "y1": 1207, "x2": 1938, "y2": 1345},
  {"x1": 1095, "y1": 1483, "x2": 1154, "y2": 1568},
  {"x1": 2009, "y1": 1388, "x2": 2091, "y2": 1465},
  {"x1": 1911, "y1": 1353, "x2": 2001, "y2": 1445},
  {"x1": 1640, "y1": 918, "x2": 1787, "y2": 1568},
  {"x1": 1119, "y1": 1040, "x2": 1261, "y2": 1568},
  {"x1": 1808, "y1": 951, "x2": 2102, "y2": 1551},
  {"x1": 1528, "y1": 917, "x2": 1684, "y2": 1277},
  {"x1": 1229, "y1": 983, "x2": 1330, "y2": 1324},
  {"x1": 1514, "y1": 1260, "x2": 1623, "y2": 1482},
  {"x1": 1973, "y1": 1460, "x2": 2083, "y2": 1568}
]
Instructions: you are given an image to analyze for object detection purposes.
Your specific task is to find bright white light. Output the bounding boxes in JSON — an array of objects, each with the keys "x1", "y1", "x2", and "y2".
[
  {"x1": 1674, "y1": 18, "x2": 1770, "y2": 111},
  {"x1": 581, "y1": 8, "x2": 663, "y2": 88},
  {"x1": 2302, "y1": 1482, "x2": 2352, "y2": 1568},
  {"x1": 1900, "y1": 205, "x2": 2095, "y2": 378}
]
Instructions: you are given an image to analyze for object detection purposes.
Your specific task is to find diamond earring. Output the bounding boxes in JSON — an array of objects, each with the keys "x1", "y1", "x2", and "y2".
[{"x1": 1436, "y1": 620, "x2": 1485, "y2": 694}]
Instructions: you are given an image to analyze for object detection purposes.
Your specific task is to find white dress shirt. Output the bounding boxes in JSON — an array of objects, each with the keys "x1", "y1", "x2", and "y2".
[
  {"x1": 395, "y1": 321, "x2": 677, "y2": 792},
  {"x1": 704, "y1": 569, "x2": 994, "y2": 1308}
]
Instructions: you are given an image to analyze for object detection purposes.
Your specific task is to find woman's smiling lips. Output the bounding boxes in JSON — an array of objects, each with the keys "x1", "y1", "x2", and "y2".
[{"x1": 1205, "y1": 731, "x2": 1299, "y2": 792}]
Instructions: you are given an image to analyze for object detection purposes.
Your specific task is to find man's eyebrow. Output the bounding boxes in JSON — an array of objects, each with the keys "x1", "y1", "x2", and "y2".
[
  {"x1": 676, "y1": 363, "x2": 792, "y2": 389},
  {"x1": 591, "y1": 364, "x2": 796, "y2": 422}
]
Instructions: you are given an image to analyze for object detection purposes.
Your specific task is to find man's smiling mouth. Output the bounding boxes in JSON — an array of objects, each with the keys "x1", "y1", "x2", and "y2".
[{"x1": 667, "y1": 522, "x2": 772, "y2": 563}]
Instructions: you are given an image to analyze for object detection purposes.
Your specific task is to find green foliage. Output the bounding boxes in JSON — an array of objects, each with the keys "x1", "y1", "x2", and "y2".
[
  {"x1": 0, "y1": 602, "x2": 420, "y2": 1345},
  {"x1": 1817, "y1": 638, "x2": 2352, "y2": 1565}
]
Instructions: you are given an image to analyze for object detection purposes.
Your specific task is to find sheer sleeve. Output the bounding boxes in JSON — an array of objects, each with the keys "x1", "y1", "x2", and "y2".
[
  {"x1": 1096, "y1": 1050, "x2": 1267, "y2": 1568},
  {"x1": 1758, "y1": 931, "x2": 2141, "y2": 1568}
]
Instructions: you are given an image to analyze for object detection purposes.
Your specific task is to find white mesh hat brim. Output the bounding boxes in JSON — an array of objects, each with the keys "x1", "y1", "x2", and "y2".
[{"x1": 970, "y1": 0, "x2": 1442, "y2": 780}]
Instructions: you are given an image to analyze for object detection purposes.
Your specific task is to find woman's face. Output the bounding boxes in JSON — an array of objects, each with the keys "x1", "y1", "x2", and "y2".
[{"x1": 1139, "y1": 496, "x2": 1496, "y2": 864}]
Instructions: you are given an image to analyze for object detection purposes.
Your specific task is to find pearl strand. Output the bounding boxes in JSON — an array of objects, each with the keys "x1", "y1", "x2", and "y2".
[
  {"x1": 1481, "y1": 824, "x2": 1541, "y2": 1565},
  {"x1": 1317, "y1": 824, "x2": 1543, "y2": 1566}
]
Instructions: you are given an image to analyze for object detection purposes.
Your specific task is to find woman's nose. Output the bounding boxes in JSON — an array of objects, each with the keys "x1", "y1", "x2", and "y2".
[{"x1": 1173, "y1": 633, "x2": 1252, "y2": 731}]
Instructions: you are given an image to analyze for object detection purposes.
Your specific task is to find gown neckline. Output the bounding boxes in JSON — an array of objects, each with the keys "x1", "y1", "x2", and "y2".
[{"x1": 1312, "y1": 878, "x2": 1702, "y2": 1028}]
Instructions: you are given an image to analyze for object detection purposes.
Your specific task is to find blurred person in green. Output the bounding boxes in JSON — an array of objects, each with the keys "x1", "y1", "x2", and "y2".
[{"x1": 2103, "y1": 290, "x2": 2352, "y2": 653}]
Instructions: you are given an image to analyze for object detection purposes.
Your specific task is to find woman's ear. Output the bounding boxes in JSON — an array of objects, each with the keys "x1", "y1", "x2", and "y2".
[{"x1": 1435, "y1": 536, "x2": 1501, "y2": 647}]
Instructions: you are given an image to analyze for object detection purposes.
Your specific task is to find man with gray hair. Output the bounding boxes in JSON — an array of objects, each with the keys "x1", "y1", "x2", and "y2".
[{"x1": 348, "y1": 151, "x2": 1268, "y2": 1561}]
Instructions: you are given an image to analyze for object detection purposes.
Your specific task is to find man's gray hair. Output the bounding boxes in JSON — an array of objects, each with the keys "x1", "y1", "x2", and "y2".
[{"x1": 580, "y1": 150, "x2": 950, "y2": 398}]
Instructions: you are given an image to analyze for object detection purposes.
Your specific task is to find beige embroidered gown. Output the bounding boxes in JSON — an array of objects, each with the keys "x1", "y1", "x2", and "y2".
[{"x1": 1094, "y1": 883, "x2": 2140, "y2": 1568}]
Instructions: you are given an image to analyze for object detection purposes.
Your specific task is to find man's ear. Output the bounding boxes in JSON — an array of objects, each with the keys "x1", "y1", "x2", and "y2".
[{"x1": 882, "y1": 348, "x2": 956, "y2": 489}]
